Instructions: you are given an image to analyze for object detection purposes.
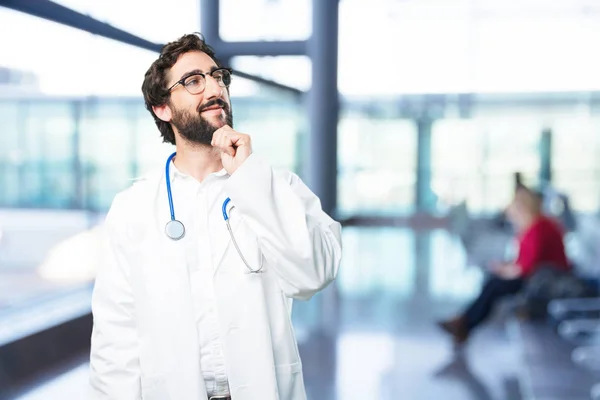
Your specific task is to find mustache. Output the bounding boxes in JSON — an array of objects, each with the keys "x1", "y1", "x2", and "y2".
[{"x1": 197, "y1": 99, "x2": 229, "y2": 113}]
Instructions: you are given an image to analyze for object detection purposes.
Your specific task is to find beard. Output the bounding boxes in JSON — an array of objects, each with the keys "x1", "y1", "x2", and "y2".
[{"x1": 171, "y1": 98, "x2": 233, "y2": 146}]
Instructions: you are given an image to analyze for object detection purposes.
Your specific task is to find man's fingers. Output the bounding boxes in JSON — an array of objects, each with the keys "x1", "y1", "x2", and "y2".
[
  {"x1": 211, "y1": 127, "x2": 250, "y2": 158},
  {"x1": 212, "y1": 125, "x2": 233, "y2": 141},
  {"x1": 213, "y1": 131, "x2": 245, "y2": 147},
  {"x1": 214, "y1": 133, "x2": 236, "y2": 157},
  {"x1": 230, "y1": 133, "x2": 250, "y2": 147}
]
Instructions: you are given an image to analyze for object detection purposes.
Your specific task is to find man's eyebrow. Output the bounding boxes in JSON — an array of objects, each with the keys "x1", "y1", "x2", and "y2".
[
  {"x1": 172, "y1": 66, "x2": 222, "y2": 86},
  {"x1": 178, "y1": 69, "x2": 204, "y2": 81}
]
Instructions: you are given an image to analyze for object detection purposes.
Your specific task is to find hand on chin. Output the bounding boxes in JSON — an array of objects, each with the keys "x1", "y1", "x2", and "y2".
[{"x1": 211, "y1": 125, "x2": 252, "y2": 175}]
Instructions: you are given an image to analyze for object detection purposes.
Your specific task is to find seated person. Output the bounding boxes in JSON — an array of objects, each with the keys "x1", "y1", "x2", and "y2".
[{"x1": 438, "y1": 186, "x2": 570, "y2": 345}]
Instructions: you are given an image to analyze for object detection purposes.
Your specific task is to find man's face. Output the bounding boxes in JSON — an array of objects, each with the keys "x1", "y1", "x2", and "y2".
[{"x1": 166, "y1": 51, "x2": 233, "y2": 145}]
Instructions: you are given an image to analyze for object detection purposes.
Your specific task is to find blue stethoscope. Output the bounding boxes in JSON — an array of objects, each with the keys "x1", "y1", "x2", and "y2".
[{"x1": 164, "y1": 152, "x2": 264, "y2": 273}]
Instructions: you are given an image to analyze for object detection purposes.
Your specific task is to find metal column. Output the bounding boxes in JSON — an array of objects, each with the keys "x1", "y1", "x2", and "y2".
[
  {"x1": 199, "y1": 0, "x2": 337, "y2": 215},
  {"x1": 199, "y1": 0, "x2": 220, "y2": 50},
  {"x1": 199, "y1": 0, "x2": 305, "y2": 60},
  {"x1": 539, "y1": 127, "x2": 553, "y2": 185},
  {"x1": 306, "y1": 0, "x2": 339, "y2": 217},
  {"x1": 416, "y1": 117, "x2": 434, "y2": 211},
  {"x1": 72, "y1": 101, "x2": 83, "y2": 209}
]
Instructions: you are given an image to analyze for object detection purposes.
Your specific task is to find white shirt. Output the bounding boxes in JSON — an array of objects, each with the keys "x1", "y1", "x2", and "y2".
[{"x1": 170, "y1": 161, "x2": 231, "y2": 397}]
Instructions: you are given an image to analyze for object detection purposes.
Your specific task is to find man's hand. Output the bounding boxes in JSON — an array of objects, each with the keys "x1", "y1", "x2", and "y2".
[{"x1": 211, "y1": 125, "x2": 253, "y2": 175}]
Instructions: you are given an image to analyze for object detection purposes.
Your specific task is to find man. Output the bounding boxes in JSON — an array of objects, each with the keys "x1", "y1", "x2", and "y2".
[
  {"x1": 89, "y1": 33, "x2": 342, "y2": 400},
  {"x1": 438, "y1": 186, "x2": 569, "y2": 345}
]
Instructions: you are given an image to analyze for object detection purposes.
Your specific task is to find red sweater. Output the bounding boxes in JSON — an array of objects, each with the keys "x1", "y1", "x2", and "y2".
[{"x1": 516, "y1": 216, "x2": 569, "y2": 277}]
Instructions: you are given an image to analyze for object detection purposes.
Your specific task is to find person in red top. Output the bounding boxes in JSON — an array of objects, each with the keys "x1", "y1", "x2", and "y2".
[{"x1": 438, "y1": 186, "x2": 570, "y2": 345}]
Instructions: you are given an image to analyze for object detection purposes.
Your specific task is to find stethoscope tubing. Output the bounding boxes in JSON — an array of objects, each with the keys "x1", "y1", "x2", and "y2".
[{"x1": 165, "y1": 152, "x2": 263, "y2": 273}]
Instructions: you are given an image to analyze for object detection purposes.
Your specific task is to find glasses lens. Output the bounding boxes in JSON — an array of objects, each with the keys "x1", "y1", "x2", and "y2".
[
  {"x1": 183, "y1": 74, "x2": 205, "y2": 94},
  {"x1": 212, "y1": 69, "x2": 232, "y2": 87}
]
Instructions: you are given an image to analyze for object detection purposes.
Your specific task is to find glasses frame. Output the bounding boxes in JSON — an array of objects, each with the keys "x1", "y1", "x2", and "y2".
[{"x1": 168, "y1": 67, "x2": 233, "y2": 95}]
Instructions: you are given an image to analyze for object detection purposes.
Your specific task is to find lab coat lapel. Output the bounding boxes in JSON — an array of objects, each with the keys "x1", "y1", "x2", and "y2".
[
  {"x1": 145, "y1": 169, "x2": 208, "y2": 399},
  {"x1": 150, "y1": 168, "x2": 190, "y2": 292}
]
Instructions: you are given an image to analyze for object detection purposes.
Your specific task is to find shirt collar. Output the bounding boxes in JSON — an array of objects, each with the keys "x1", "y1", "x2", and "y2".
[{"x1": 169, "y1": 161, "x2": 228, "y2": 181}]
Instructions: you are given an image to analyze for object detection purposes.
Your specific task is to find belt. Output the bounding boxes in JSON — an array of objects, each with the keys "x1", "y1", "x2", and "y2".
[{"x1": 209, "y1": 396, "x2": 231, "y2": 400}]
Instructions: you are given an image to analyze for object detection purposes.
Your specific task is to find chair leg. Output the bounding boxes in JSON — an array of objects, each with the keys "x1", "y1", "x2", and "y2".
[
  {"x1": 591, "y1": 382, "x2": 600, "y2": 400},
  {"x1": 572, "y1": 345, "x2": 600, "y2": 371},
  {"x1": 558, "y1": 318, "x2": 600, "y2": 339}
]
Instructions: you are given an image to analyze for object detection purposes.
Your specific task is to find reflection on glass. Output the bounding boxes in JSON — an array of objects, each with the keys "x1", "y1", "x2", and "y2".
[
  {"x1": 336, "y1": 333, "x2": 395, "y2": 399},
  {"x1": 338, "y1": 227, "x2": 415, "y2": 299},
  {"x1": 428, "y1": 230, "x2": 482, "y2": 300},
  {"x1": 231, "y1": 56, "x2": 311, "y2": 91},
  {"x1": 432, "y1": 117, "x2": 541, "y2": 214},
  {"x1": 23, "y1": 102, "x2": 77, "y2": 208},
  {"x1": 338, "y1": 115, "x2": 417, "y2": 216},
  {"x1": 551, "y1": 116, "x2": 600, "y2": 212},
  {"x1": 0, "y1": 85, "x2": 303, "y2": 211}
]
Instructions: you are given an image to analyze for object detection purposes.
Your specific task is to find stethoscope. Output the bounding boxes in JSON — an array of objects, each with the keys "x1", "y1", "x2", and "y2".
[{"x1": 164, "y1": 152, "x2": 264, "y2": 273}]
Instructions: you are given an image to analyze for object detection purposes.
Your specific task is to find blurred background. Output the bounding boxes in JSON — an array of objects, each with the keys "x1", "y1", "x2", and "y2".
[{"x1": 1, "y1": 0, "x2": 600, "y2": 399}]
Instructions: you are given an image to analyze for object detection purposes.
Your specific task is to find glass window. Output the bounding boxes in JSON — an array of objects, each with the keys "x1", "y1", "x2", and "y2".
[
  {"x1": 220, "y1": 0, "x2": 311, "y2": 41},
  {"x1": 432, "y1": 117, "x2": 541, "y2": 214},
  {"x1": 232, "y1": 99, "x2": 304, "y2": 173},
  {"x1": 0, "y1": 7, "x2": 157, "y2": 97},
  {"x1": 473, "y1": 12, "x2": 600, "y2": 93},
  {"x1": 230, "y1": 56, "x2": 311, "y2": 92},
  {"x1": 338, "y1": 114, "x2": 417, "y2": 216},
  {"x1": 338, "y1": 227, "x2": 415, "y2": 300},
  {"x1": 0, "y1": 100, "x2": 78, "y2": 209},
  {"x1": 80, "y1": 100, "x2": 143, "y2": 211},
  {"x1": 431, "y1": 119, "x2": 485, "y2": 212},
  {"x1": 339, "y1": 2, "x2": 472, "y2": 96},
  {"x1": 0, "y1": 102, "x2": 21, "y2": 207},
  {"x1": 551, "y1": 116, "x2": 600, "y2": 211},
  {"x1": 0, "y1": 9, "x2": 168, "y2": 315},
  {"x1": 428, "y1": 230, "x2": 483, "y2": 300},
  {"x1": 21, "y1": 101, "x2": 77, "y2": 208},
  {"x1": 53, "y1": 0, "x2": 200, "y2": 44},
  {"x1": 0, "y1": 6, "x2": 307, "y2": 339},
  {"x1": 338, "y1": 1, "x2": 600, "y2": 96},
  {"x1": 0, "y1": 7, "x2": 161, "y2": 211}
]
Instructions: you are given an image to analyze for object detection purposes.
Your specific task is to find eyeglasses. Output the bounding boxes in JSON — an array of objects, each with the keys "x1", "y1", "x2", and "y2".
[{"x1": 168, "y1": 68, "x2": 233, "y2": 95}]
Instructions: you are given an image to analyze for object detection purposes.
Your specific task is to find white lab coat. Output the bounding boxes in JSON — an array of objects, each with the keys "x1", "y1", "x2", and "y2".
[{"x1": 89, "y1": 154, "x2": 342, "y2": 400}]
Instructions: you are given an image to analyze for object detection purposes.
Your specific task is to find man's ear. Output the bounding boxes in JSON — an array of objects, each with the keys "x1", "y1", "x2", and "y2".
[{"x1": 153, "y1": 103, "x2": 172, "y2": 122}]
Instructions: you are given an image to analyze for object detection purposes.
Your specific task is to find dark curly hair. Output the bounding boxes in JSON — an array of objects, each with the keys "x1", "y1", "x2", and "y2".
[{"x1": 142, "y1": 33, "x2": 222, "y2": 145}]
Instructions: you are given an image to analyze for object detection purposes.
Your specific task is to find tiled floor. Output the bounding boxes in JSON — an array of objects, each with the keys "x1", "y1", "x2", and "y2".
[
  {"x1": 9, "y1": 227, "x2": 532, "y2": 399},
  {"x1": 12, "y1": 362, "x2": 90, "y2": 400}
]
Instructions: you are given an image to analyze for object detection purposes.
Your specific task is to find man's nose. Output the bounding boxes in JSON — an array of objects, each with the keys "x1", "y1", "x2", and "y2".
[{"x1": 203, "y1": 75, "x2": 223, "y2": 100}]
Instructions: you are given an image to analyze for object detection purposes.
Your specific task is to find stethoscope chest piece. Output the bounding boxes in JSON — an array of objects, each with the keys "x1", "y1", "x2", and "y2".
[{"x1": 165, "y1": 219, "x2": 185, "y2": 241}]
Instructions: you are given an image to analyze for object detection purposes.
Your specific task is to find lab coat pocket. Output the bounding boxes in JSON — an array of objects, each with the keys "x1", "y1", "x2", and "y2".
[
  {"x1": 140, "y1": 373, "x2": 169, "y2": 400},
  {"x1": 275, "y1": 362, "x2": 305, "y2": 400},
  {"x1": 222, "y1": 222, "x2": 265, "y2": 274}
]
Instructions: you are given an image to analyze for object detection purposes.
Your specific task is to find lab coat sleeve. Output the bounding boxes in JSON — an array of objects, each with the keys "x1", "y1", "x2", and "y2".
[
  {"x1": 89, "y1": 194, "x2": 141, "y2": 399},
  {"x1": 225, "y1": 154, "x2": 343, "y2": 300}
]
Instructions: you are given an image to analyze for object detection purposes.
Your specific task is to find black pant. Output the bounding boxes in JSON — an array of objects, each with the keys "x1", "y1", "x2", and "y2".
[{"x1": 464, "y1": 277, "x2": 524, "y2": 331}]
